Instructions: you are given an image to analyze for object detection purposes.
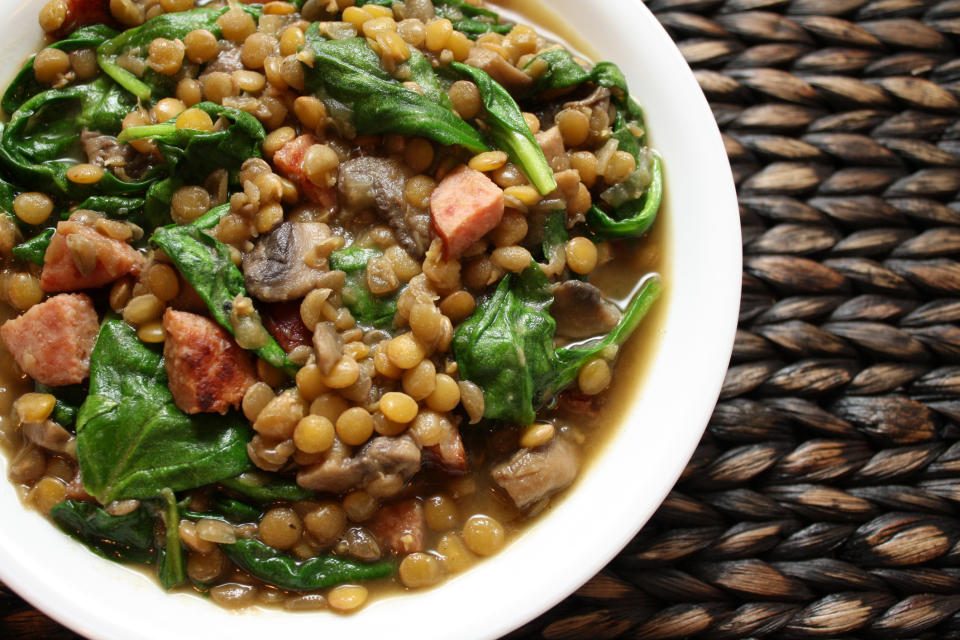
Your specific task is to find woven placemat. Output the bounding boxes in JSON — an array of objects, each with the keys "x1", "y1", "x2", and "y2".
[{"x1": 6, "y1": 0, "x2": 960, "y2": 638}]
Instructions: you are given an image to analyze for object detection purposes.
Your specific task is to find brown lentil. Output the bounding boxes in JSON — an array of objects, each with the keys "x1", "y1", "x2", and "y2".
[
  {"x1": 448, "y1": 80, "x2": 481, "y2": 120},
  {"x1": 424, "y1": 494, "x2": 458, "y2": 531},
  {"x1": 33, "y1": 48, "x2": 70, "y2": 84},
  {"x1": 336, "y1": 406, "x2": 374, "y2": 446},
  {"x1": 293, "y1": 415, "x2": 335, "y2": 454},
  {"x1": 153, "y1": 97, "x2": 186, "y2": 123},
  {"x1": 184, "y1": 29, "x2": 218, "y2": 63},
  {"x1": 13, "y1": 192, "x2": 53, "y2": 226},
  {"x1": 147, "y1": 37, "x2": 185, "y2": 75},
  {"x1": 260, "y1": 507, "x2": 303, "y2": 550},
  {"x1": 578, "y1": 357, "x2": 612, "y2": 395},
  {"x1": 66, "y1": 164, "x2": 104, "y2": 185},
  {"x1": 462, "y1": 514, "x2": 505, "y2": 556},
  {"x1": 327, "y1": 585, "x2": 367, "y2": 611},
  {"x1": 399, "y1": 552, "x2": 444, "y2": 588}
]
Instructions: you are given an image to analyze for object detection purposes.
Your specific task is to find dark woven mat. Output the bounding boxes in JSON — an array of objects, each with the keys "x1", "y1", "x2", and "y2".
[{"x1": 8, "y1": 0, "x2": 960, "y2": 638}]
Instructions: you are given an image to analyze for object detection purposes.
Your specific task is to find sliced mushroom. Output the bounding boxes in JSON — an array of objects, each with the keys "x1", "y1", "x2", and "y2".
[
  {"x1": 22, "y1": 420, "x2": 73, "y2": 454},
  {"x1": 491, "y1": 437, "x2": 579, "y2": 509},
  {"x1": 297, "y1": 435, "x2": 422, "y2": 498},
  {"x1": 551, "y1": 280, "x2": 622, "y2": 340},
  {"x1": 312, "y1": 321, "x2": 343, "y2": 375},
  {"x1": 242, "y1": 222, "x2": 342, "y2": 302},
  {"x1": 338, "y1": 156, "x2": 431, "y2": 257}
]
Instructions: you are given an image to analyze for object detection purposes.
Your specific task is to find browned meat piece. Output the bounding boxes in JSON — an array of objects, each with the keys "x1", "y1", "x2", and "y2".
[
  {"x1": 338, "y1": 156, "x2": 432, "y2": 257},
  {"x1": 491, "y1": 437, "x2": 579, "y2": 509},
  {"x1": 242, "y1": 222, "x2": 344, "y2": 302},
  {"x1": 41, "y1": 219, "x2": 145, "y2": 292},
  {"x1": 65, "y1": 468, "x2": 94, "y2": 502},
  {"x1": 535, "y1": 126, "x2": 571, "y2": 172},
  {"x1": 162, "y1": 309, "x2": 257, "y2": 414},
  {"x1": 551, "y1": 280, "x2": 622, "y2": 340},
  {"x1": 297, "y1": 435, "x2": 422, "y2": 498},
  {"x1": 0, "y1": 293, "x2": 99, "y2": 386},
  {"x1": 367, "y1": 499, "x2": 425, "y2": 554},
  {"x1": 262, "y1": 301, "x2": 312, "y2": 351},
  {"x1": 81, "y1": 129, "x2": 154, "y2": 181},
  {"x1": 425, "y1": 419, "x2": 467, "y2": 473},
  {"x1": 465, "y1": 46, "x2": 533, "y2": 94},
  {"x1": 272, "y1": 134, "x2": 338, "y2": 207}
]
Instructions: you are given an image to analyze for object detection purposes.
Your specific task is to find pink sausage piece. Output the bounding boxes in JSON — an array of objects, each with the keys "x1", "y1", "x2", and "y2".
[
  {"x1": 272, "y1": 134, "x2": 337, "y2": 208},
  {"x1": 40, "y1": 220, "x2": 144, "y2": 293},
  {"x1": 0, "y1": 293, "x2": 99, "y2": 386},
  {"x1": 162, "y1": 309, "x2": 257, "y2": 415},
  {"x1": 430, "y1": 165, "x2": 504, "y2": 259}
]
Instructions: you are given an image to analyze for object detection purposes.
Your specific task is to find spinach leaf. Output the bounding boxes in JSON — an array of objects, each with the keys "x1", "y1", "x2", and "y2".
[
  {"x1": 329, "y1": 246, "x2": 399, "y2": 330},
  {"x1": 13, "y1": 228, "x2": 54, "y2": 265},
  {"x1": 587, "y1": 153, "x2": 662, "y2": 239},
  {"x1": 2, "y1": 24, "x2": 119, "y2": 115},
  {"x1": 453, "y1": 265, "x2": 557, "y2": 424},
  {"x1": 157, "y1": 488, "x2": 186, "y2": 589},
  {"x1": 210, "y1": 497, "x2": 263, "y2": 523},
  {"x1": 433, "y1": 0, "x2": 512, "y2": 36},
  {"x1": 540, "y1": 209, "x2": 567, "y2": 264},
  {"x1": 76, "y1": 195, "x2": 147, "y2": 219},
  {"x1": 453, "y1": 264, "x2": 661, "y2": 424},
  {"x1": 526, "y1": 49, "x2": 629, "y2": 101},
  {"x1": 98, "y1": 6, "x2": 258, "y2": 101},
  {"x1": 221, "y1": 538, "x2": 395, "y2": 591},
  {"x1": 150, "y1": 223, "x2": 297, "y2": 375},
  {"x1": 75, "y1": 318, "x2": 253, "y2": 503},
  {"x1": 50, "y1": 500, "x2": 155, "y2": 564},
  {"x1": 524, "y1": 50, "x2": 662, "y2": 238},
  {"x1": 0, "y1": 76, "x2": 155, "y2": 200},
  {"x1": 302, "y1": 28, "x2": 487, "y2": 153},
  {"x1": 220, "y1": 472, "x2": 313, "y2": 503},
  {"x1": 450, "y1": 62, "x2": 556, "y2": 196},
  {"x1": 118, "y1": 102, "x2": 265, "y2": 181}
]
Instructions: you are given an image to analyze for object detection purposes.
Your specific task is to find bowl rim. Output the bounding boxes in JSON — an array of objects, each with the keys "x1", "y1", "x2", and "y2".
[{"x1": 0, "y1": 1, "x2": 741, "y2": 638}]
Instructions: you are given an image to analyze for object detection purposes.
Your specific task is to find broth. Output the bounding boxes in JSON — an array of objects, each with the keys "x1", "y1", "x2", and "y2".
[{"x1": 0, "y1": 0, "x2": 668, "y2": 613}]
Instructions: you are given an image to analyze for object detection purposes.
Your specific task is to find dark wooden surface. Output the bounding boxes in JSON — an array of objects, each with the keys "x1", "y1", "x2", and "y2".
[{"x1": 9, "y1": 0, "x2": 960, "y2": 638}]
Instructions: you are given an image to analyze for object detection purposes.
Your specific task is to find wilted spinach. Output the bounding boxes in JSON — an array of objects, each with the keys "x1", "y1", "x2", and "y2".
[
  {"x1": 98, "y1": 6, "x2": 258, "y2": 101},
  {"x1": 13, "y1": 228, "x2": 54, "y2": 265},
  {"x1": 302, "y1": 27, "x2": 487, "y2": 152},
  {"x1": 50, "y1": 500, "x2": 156, "y2": 564},
  {"x1": 0, "y1": 76, "x2": 155, "y2": 200},
  {"x1": 2, "y1": 24, "x2": 119, "y2": 115},
  {"x1": 329, "y1": 246, "x2": 399, "y2": 330},
  {"x1": 522, "y1": 49, "x2": 662, "y2": 237},
  {"x1": 157, "y1": 488, "x2": 186, "y2": 589},
  {"x1": 118, "y1": 102, "x2": 265, "y2": 182},
  {"x1": 450, "y1": 62, "x2": 556, "y2": 196},
  {"x1": 221, "y1": 538, "x2": 395, "y2": 590},
  {"x1": 75, "y1": 318, "x2": 254, "y2": 503},
  {"x1": 35, "y1": 382, "x2": 86, "y2": 428},
  {"x1": 220, "y1": 472, "x2": 313, "y2": 503},
  {"x1": 151, "y1": 221, "x2": 297, "y2": 375},
  {"x1": 453, "y1": 264, "x2": 661, "y2": 424}
]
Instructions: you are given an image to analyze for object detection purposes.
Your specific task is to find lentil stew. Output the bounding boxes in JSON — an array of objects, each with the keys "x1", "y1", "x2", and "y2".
[{"x1": 0, "y1": 0, "x2": 663, "y2": 612}]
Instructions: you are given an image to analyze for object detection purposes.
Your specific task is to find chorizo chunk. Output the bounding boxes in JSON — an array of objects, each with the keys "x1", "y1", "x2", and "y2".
[
  {"x1": 368, "y1": 499, "x2": 425, "y2": 554},
  {"x1": 0, "y1": 293, "x2": 99, "y2": 386},
  {"x1": 430, "y1": 165, "x2": 504, "y2": 259},
  {"x1": 40, "y1": 220, "x2": 144, "y2": 292},
  {"x1": 272, "y1": 134, "x2": 337, "y2": 208},
  {"x1": 162, "y1": 309, "x2": 257, "y2": 415}
]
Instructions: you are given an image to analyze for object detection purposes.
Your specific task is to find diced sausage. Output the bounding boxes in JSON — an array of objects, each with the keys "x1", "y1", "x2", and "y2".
[
  {"x1": 465, "y1": 47, "x2": 533, "y2": 94},
  {"x1": 49, "y1": 0, "x2": 116, "y2": 40},
  {"x1": 0, "y1": 293, "x2": 99, "y2": 386},
  {"x1": 425, "y1": 421, "x2": 467, "y2": 473},
  {"x1": 162, "y1": 309, "x2": 257, "y2": 415},
  {"x1": 535, "y1": 126, "x2": 571, "y2": 172},
  {"x1": 367, "y1": 498, "x2": 425, "y2": 554},
  {"x1": 272, "y1": 134, "x2": 337, "y2": 208},
  {"x1": 65, "y1": 468, "x2": 95, "y2": 502},
  {"x1": 430, "y1": 165, "x2": 504, "y2": 259},
  {"x1": 262, "y1": 301, "x2": 312, "y2": 352},
  {"x1": 40, "y1": 220, "x2": 144, "y2": 292}
]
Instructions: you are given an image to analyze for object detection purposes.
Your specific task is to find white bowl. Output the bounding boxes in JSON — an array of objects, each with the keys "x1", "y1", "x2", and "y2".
[{"x1": 0, "y1": 1, "x2": 740, "y2": 638}]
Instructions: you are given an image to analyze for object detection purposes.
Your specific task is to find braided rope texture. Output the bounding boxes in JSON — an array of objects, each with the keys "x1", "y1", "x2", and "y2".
[{"x1": 6, "y1": 0, "x2": 960, "y2": 638}]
